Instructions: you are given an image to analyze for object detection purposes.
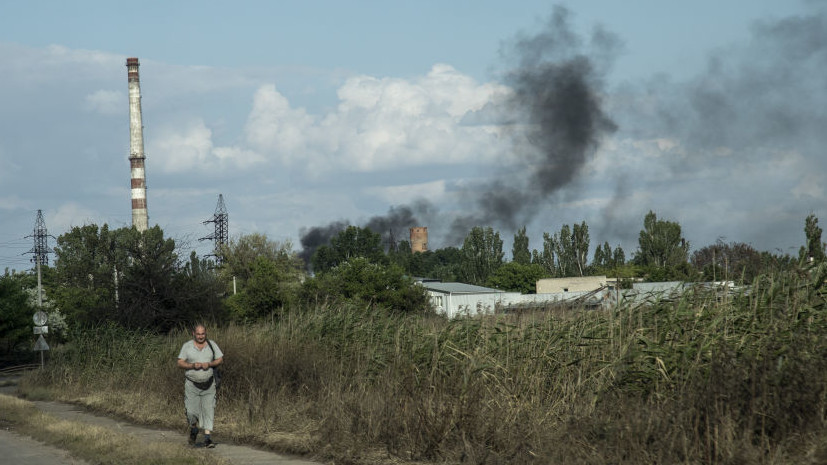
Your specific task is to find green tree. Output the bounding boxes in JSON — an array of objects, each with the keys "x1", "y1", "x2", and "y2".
[
  {"x1": 572, "y1": 221, "x2": 590, "y2": 276},
  {"x1": 0, "y1": 271, "x2": 36, "y2": 353},
  {"x1": 486, "y1": 262, "x2": 547, "y2": 294},
  {"x1": 217, "y1": 233, "x2": 305, "y2": 293},
  {"x1": 692, "y1": 240, "x2": 763, "y2": 283},
  {"x1": 54, "y1": 224, "x2": 224, "y2": 331},
  {"x1": 311, "y1": 226, "x2": 387, "y2": 274},
  {"x1": 225, "y1": 255, "x2": 298, "y2": 320},
  {"x1": 541, "y1": 223, "x2": 589, "y2": 277},
  {"x1": 53, "y1": 224, "x2": 128, "y2": 323},
  {"x1": 593, "y1": 242, "x2": 606, "y2": 269},
  {"x1": 172, "y1": 252, "x2": 226, "y2": 323},
  {"x1": 403, "y1": 247, "x2": 462, "y2": 282},
  {"x1": 554, "y1": 225, "x2": 574, "y2": 276},
  {"x1": 533, "y1": 233, "x2": 557, "y2": 277},
  {"x1": 800, "y1": 214, "x2": 825, "y2": 263},
  {"x1": 636, "y1": 211, "x2": 689, "y2": 269},
  {"x1": 388, "y1": 240, "x2": 412, "y2": 271},
  {"x1": 116, "y1": 226, "x2": 180, "y2": 329},
  {"x1": 613, "y1": 246, "x2": 626, "y2": 267},
  {"x1": 459, "y1": 227, "x2": 504, "y2": 285},
  {"x1": 302, "y1": 258, "x2": 430, "y2": 313},
  {"x1": 593, "y1": 242, "x2": 626, "y2": 272},
  {"x1": 512, "y1": 226, "x2": 531, "y2": 265},
  {"x1": 426, "y1": 247, "x2": 462, "y2": 282},
  {"x1": 759, "y1": 250, "x2": 796, "y2": 275}
]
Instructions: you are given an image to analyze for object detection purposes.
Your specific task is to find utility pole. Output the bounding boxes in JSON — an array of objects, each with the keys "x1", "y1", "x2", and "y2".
[
  {"x1": 200, "y1": 194, "x2": 229, "y2": 265},
  {"x1": 25, "y1": 210, "x2": 53, "y2": 308}
]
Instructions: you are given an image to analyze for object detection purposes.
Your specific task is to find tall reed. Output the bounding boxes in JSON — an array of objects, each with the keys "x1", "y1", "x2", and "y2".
[{"x1": 21, "y1": 264, "x2": 827, "y2": 464}]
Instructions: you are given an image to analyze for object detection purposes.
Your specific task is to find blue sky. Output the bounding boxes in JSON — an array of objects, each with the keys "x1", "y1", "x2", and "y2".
[{"x1": 0, "y1": 0, "x2": 824, "y2": 270}]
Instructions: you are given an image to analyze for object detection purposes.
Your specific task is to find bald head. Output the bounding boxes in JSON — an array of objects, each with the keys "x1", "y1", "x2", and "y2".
[{"x1": 192, "y1": 324, "x2": 207, "y2": 344}]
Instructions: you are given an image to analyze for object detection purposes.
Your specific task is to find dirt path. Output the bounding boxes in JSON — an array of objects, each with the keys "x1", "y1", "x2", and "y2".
[
  {"x1": 0, "y1": 428, "x2": 91, "y2": 465},
  {"x1": 0, "y1": 376, "x2": 323, "y2": 465}
]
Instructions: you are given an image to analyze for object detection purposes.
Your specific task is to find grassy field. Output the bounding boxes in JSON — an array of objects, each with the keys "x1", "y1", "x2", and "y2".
[{"x1": 17, "y1": 263, "x2": 827, "y2": 464}]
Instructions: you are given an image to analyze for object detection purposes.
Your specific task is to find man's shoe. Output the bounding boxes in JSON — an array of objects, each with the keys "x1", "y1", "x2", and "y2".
[
  {"x1": 204, "y1": 437, "x2": 215, "y2": 448},
  {"x1": 188, "y1": 427, "x2": 198, "y2": 445}
]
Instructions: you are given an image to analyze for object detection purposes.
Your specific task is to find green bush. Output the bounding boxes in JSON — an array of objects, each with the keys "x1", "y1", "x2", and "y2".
[{"x1": 302, "y1": 258, "x2": 431, "y2": 314}]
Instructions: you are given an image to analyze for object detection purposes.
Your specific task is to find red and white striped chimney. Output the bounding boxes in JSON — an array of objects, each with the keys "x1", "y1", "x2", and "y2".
[{"x1": 126, "y1": 57, "x2": 148, "y2": 232}]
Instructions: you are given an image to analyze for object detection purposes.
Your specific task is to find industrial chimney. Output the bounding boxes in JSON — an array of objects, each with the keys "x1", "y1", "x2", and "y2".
[
  {"x1": 410, "y1": 227, "x2": 428, "y2": 253},
  {"x1": 126, "y1": 57, "x2": 148, "y2": 232}
]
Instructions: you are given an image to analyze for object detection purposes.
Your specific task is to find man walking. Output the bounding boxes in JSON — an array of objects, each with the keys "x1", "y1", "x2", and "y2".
[{"x1": 177, "y1": 323, "x2": 224, "y2": 448}]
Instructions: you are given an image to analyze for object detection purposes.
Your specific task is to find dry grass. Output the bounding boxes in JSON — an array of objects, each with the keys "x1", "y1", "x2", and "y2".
[
  {"x1": 18, "y1": 263, "x2": 827, "y2": 464},
  {"x1": 0, "y1": 394, "x2": 228, "y2": 465}
]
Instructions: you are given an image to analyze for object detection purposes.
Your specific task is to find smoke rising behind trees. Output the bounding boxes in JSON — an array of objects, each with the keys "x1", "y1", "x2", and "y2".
[
  {"x1": 302, "y1": 5, "x2": 827, "y2": 266},
  {"x1": 605, "y1": 8, "x2": 827, "y2": 250},
  {"x1": 300, "y1": 6, "x2": 619, "y2": 265}
]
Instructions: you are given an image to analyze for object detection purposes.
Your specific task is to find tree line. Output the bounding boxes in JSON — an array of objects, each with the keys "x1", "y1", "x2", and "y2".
[{"x1": 0, "y1": 211, "x2": 820, "y2": 353}]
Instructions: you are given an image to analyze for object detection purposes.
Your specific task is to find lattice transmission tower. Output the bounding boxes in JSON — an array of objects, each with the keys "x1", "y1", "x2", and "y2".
[
  {"x1": 200, "y1": 194, "x2": 229, "y2": 264},
  {"x1": 25, "y1": 210, "x2": 53, "y2": 307}
]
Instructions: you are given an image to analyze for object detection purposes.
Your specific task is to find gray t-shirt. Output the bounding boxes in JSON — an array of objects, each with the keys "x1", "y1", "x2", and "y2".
[{"x1": 178, "y1": 339, "x2": 223, "y2": 383}]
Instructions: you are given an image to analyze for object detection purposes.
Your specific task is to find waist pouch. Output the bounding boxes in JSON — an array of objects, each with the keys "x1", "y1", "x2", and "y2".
[{"x1": 191, "y1": 376, "x2": 214, "y2": 390}]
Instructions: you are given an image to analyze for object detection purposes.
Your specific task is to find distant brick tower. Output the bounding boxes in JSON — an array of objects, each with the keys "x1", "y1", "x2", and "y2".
[{"x1": 410, "y1": 227, "x2": 428, "y2": 253}]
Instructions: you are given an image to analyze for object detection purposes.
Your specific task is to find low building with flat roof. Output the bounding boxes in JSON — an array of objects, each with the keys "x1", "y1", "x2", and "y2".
[
  {"x1": 536, "y1": 276, "x2": 608, "y2": 294},
  {"x1": 419, "y1": 282, "x2": 508, "y2": 318}
]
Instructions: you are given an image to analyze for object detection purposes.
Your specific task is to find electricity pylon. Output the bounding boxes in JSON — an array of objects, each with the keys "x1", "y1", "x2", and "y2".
[{"x1": 200, "y1": 194, "x2": 229, "y2": 265}]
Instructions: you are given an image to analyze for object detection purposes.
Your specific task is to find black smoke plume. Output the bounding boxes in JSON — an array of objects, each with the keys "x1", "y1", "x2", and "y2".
[
  {"x1": 298, "y1": 201, "x2": 435, "y2": 269},
  {"x1": 299, "y1": 6, "x2": 619, "y2": 267},
  {"x1": 601, "y1": 6, "x2": 827, "y2": 249},
  {"x1": 448, "y1": 11, "x2": 618, "y2": 242}
]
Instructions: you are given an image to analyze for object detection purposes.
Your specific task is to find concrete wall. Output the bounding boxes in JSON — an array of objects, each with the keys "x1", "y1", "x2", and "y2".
[
  {"x1": 428, "y1": 280, "x2": 736, "y2": 319},
  {"x1": 427, "y1": 290, "x2": 511, "y2": 318},
  {"x1": 428, "y1": 288, "x2": 616, "y2": 318},
  {"x1": 536, "y1": 276, "x2": 607, "y2": 294}
]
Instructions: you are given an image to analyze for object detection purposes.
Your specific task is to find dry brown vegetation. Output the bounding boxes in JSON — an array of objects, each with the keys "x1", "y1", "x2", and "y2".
[{"x1": 18, "y1": 263, "x2": 827, "y2": 464}]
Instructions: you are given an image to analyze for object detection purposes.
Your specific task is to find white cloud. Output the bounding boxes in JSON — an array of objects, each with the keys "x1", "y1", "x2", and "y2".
[
  {"x1": 244, "y1": 84, "x2": 316, "y2": 165},
  {"x1": 152, "y1": 120, "x2": 214, "y2": 172},
  {"x1": 792, "y1": 173, "x2": 825, "y2": 199},
  {"x1": 84, "y1": 89, "x2": 122, "y2": 115},
  {"x1": 0, "y1": 195, "x2": 30, "y2": 211},
  {"x1": 213, "y1": 146, "x2": 265, "y2": 168},
  {"x1": 242, "y1": 64, "x2": 512, "y2": 174},
  {"x1": 0, "y1": 43, "x2": 122, "y2": 86},
  {"x1": 0, "y1": 146, "x2": 21, "y2": 183},
  {"x1": 364, "y1": 180, "x2": 448, "y2": 205},
  {"x1": 150, "y1": 119, "x2": 265, "y2": 173},
  {"x1": 50, "y1": 202, "x2": 100, "y2": 233}
]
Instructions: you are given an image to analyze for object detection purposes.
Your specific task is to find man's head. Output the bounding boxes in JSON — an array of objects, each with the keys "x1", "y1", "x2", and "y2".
[{"x1": 192, "y1": 324, "x2": 207, "y2": 344}]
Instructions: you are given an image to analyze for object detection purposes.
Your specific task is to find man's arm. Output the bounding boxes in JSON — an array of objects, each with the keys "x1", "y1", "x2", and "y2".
[
  {"x1": 178, "y1": 358, "x2": 202, "y2": 370},
  {"x1": 208, "y1": 357, "x2": 223, "y2": 368}
]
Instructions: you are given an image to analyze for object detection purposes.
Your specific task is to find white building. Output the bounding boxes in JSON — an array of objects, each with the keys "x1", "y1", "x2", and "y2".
[
  {"x1": 420, "y1": 282, "x2": 509, "y2": 318},
  {"x1": 419, "y1": 280, "x2": 614, "y2": 318},
  {"x1": 418, "y1": 278, "x2": 718, "y2": 319}
]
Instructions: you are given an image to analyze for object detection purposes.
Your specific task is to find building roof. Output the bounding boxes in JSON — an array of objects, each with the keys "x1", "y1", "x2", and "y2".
[
  {"x1": 421, "y1": 282, "x2": 505, "y2": 294},
  {"x1": 630, "y1": 281, "x2": 687, "y2": 293}
]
